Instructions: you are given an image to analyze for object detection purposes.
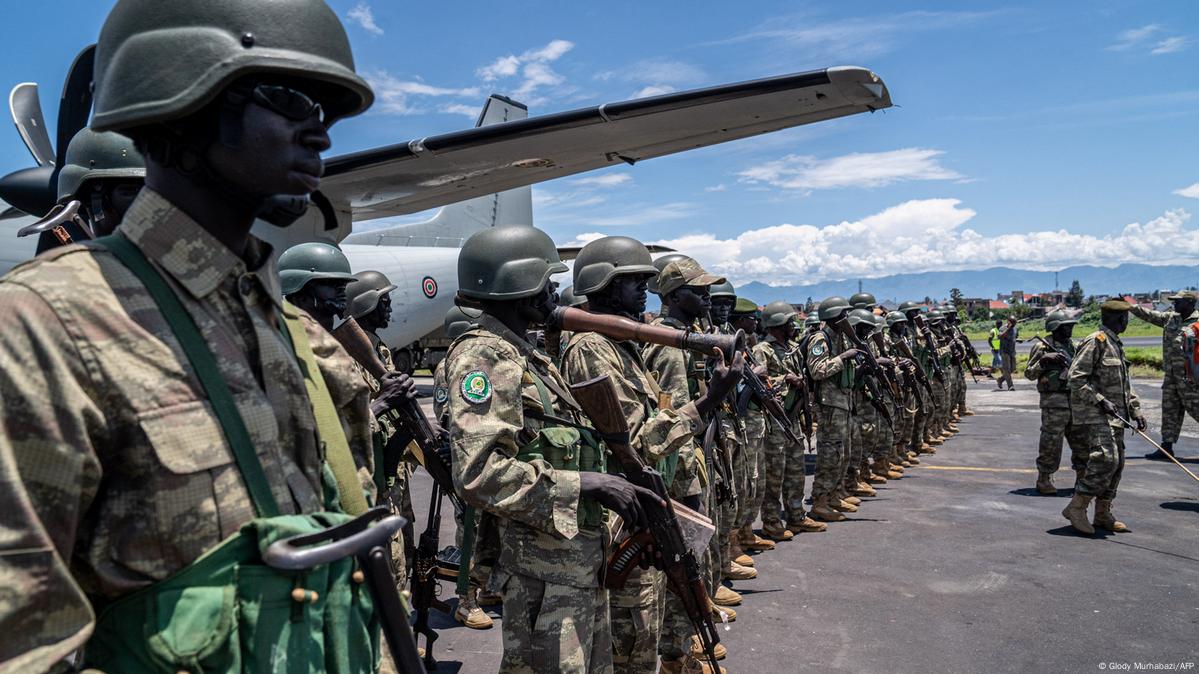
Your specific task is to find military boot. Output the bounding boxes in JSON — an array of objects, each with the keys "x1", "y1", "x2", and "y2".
[
  {"x1": 689, "y1": 637, "x2": 728, "y2": 661},
  {"x1": 477, "y1": 589, "x2": 503, "y2": 606},
  {"x1": 831, "y1": 493, "x2": 860, "y2": 513},
  {"x1": 1093, "y1": 499, "x2": 1129, "y2": 532},
  {"x1": 722, "y1": 560, "x2": 757, "y2": 581},
  {"x1": 710, "y1": 598, "x2": 736, "y2": 623},
  {"x1": 1035, "y1": 471, "x2": 1057, "y2": 495},
  {"x1": 963, "y1": 408, "x2": 975, "y2": 416},
  {"x1": 811, "y1": 495, "x2": 847, "y2": 522},
  {"x1": 454, "y1": 587, "x2": 494, "y2": 630},
  {"x1": 713, "y1": 584, "x2": 742, "y2": 607},
  {"x1": 883, "y1": 459, "x2": 904, "y2": 479},
  {"x1": 740, "y1": 526, "x2": 776, "y2": 551},
  {"x1": 788, "y1": 514, "x2": 828, "y2": 532},
  {"x1": 928, "y1": 436, "x2": 944, "y2": 446},
  {"x1": 730, "y1": 536, "x2": 754, "y2": 567},
  {"x1": 661, "y1": 655, "x2": 726, "y2": 674},
  {"x1": 835, "y1": 486, "x2": 861, "y2": 506},
  {"x1": 852, "y1": 480, "x2": 877, "y2": 498},
  {"x1": 761, "y1": 522, "x2": 794, "y2": 542},
  {"x1": 865, "y1": 461, "x2": 887, "y2": 484},
  {"x1": 1061, "y1": 493, "x2": 1095, "y2": 534}
]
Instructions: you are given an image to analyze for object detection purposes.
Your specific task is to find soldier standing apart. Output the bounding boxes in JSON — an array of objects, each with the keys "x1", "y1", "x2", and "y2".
[
  {"x1": 1130, "y1": 290, "x2": 1199, "y2": 459},
  {"x1": 806, "y1": 297, "x2": 861, "y2": 522},
  {"x1": 997, "y1": 315, "x2": 1019, "y2": 391},
  {"x1": 755, "y1": 302, "x2": 828, "y2": 539},
  {"x1": 1060, "y1": 300, "x2": 1146, "y2": 535},
  {"x1": 0, "y1": 0, "x2": 414, "y2": 669},
  {"x1": 729, "y1": 300, "x2": 778, "y2": 556},
  {"x1": 645, "y1": 258, "x2": 743, "y2": 674},
  {"x1": 1025, "y1": 310, "x2": 1089, "y2": 495},
  {"x1": 446, "y1": 225, "x2": 660, "y2": 673}
]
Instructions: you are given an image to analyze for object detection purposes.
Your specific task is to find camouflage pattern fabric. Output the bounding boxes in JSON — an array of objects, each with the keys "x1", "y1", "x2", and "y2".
[
  {"x1": 849, "y1": 391, "x2": 880, "y2": 483},
  {"x1": 1068, "y1": 326, "x2": 1140, "y2": 500},
  {"x1": 0, "y1": 188, "x2": 374, "y2": 663},
  {"x1": 808, "y1": 329, "x2": 852, "y2": 498},
  {"x1": 445, "y1": 312, "x2": 611, "y2": 671},
  {"x1": 642, "y1": 316, "x2": 704, "y2": 499},
  {"x1": 1025, "y1": 336, "x2": 1087, "y2": 473},
  {"x1": 561, "y1": 329, "x2": 701, "y2": 672},
  {"x1": 753, "y1": 335, "x2": 806, "y2": 526},
  {"x1": 498, "y1": 573, "x2": 613, "y2": 674},
  {"x1": 1131, "y1": 305, "x2": 1199, "y2": 443},
  {"x1": 739, "y1": 411, "x2": 766, "y2": 528},
  {"x1": 1075, "y1": 423, "x2": 1127, "y2": 500}
]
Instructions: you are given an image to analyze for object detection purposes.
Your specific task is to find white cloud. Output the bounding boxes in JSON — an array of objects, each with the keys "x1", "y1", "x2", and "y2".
[
  {"x1": 475, "y1": 39, "x2": 576, "y2": 106},
  {"x1": 441, "y1": 103, "x2": 480, "y2": 118},
  {"x1": 1108, "y1": 24, "x2": 1160, "y2": 51},
  {"x1": 570, "y1": 173, "x2": 633, "y2": 188},
  {"x1": 362, "y1": 71, "x2": 480, "y2": 115},
  {"x1": 1174, "y1": 182, "x2": 1199, "y2": 199},
  {"x1": 640, "y1": 200, "x2": 1199, "y2": 286},
  {"x1": 632, "y1": 85, "x2": 676, "y2": 99},
  {"x1": 705, "y1": 184, "x2": 728, "y2": 192},
  {"x1": 346, "y1": 2, "x2": 383, "y2": 36},
  {"x1": 1151, "y1": 36, "x2": 1189, "y2": 54},
  {"x1": 738, "y1": 148, "x2": 962, "y2": 192}
]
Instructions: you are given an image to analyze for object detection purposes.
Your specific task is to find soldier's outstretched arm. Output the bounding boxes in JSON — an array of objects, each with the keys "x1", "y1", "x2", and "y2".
[
  {"x1": 446, "y1": 342, "x2": 582, "y2": 539},
  {"x1": 0, "y1": 285, "x2": 102, "y2": 670},
  {"x1": 1129, "y1": 304, "x2": 1170, "y2": 327}
]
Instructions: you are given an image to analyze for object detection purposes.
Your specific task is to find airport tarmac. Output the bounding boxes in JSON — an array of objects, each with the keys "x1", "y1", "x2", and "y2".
[{"x1": 405, "y1": 377, "x2": 1198, "y2": 673}]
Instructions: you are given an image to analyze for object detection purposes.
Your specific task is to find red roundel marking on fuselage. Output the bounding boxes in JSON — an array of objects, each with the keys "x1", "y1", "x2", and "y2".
[{"x1": 422, "y1": 276, "x2": 438, "y2": 298}]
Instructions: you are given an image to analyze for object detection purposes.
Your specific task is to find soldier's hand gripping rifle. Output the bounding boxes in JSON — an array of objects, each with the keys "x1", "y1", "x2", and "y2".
[
  {"x1": 570, "y1": 374, "x2": 722, "y2": 671},
  {"x1": 912, "y1": 314, "x2": 947, "y2": 382},
  {"x1": 1030, "y1": 335, "x2": 1073, "y2": 368},
  {"x1": 410, "y1": 477, "x2": 451, "y2": 669},
  {"x1": 741, "y1": 349, "x2": 807, "y2": 450},
  {"x1": 831, "y1": 319, "x2": 896, "y2": 428},
  {"x1": 892, "y1": 336, "x2": 937, "y2": 407}
]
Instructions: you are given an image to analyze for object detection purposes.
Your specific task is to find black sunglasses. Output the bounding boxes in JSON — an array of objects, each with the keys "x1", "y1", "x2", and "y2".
[{"x1": 251, "y1": 84, "x2": 325, "y2": 124}]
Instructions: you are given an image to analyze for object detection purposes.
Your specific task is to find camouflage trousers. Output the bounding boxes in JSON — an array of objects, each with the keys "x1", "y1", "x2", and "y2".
[
  {"x1": 1074, "y1": 423, "x2": 1126, "y2": 501},
  {"x1": 845, "y1": 396, "x2": 873, "y2": 484},
  {"x1": 814, "y1": 405, "x2": 851, "y2": 499},
  {"x1": 955, "y1": 367, "x2": 968, "y2": 412},
  {"x1": 931, "y1": 378, "x2": 950, "y2": 436},
  {"x1": 911, "y1": 385, "x2": 932, "y2": 448},
  {"x1": 739, "y1": 412, "x2": 766, "y2": 528},
  {"x1": 1159, "y1": 375, "x2": 1199, "y2": 444},
  {"x1": 948, "y1": 365, "x2": 963, "y2": 416},
  {"x1": 499, "y1": 572, "x2": 613, "y2": 674},
  {"x1": 898, "y1": 389, "x2": 917, "y2": 447},
  {"x1": 610, "y1": 570, "x2": 661, "y2": 673},
  {"x1": 1036, "y1": 399, "x2": 1089, "y2": 475},
  {"x1": 716, "y1": 417, "x2": 741, "y2": 569},
  {"x1": 759, "y1": 420, "x2": 807, "y2": 526}
]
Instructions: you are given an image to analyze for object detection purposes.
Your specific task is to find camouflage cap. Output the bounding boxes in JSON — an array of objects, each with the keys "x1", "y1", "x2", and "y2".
[
  {"x1": 1168, "y1": 290, "x2": 1198, "y2": 301},
  {"x1": 656, "y1": 258, "x2": 725, "y2": 295},
  {"x1": 731, "y1": 297, "x2": 759, "y2": 315},
  {"x1": 1100, "y1": 299, "x2": 1133, "y2": 312}
]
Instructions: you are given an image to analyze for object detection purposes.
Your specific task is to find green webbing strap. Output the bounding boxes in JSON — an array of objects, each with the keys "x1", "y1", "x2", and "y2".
[
  {"x1": 278, "y1": 306, "x2": 370, "y2": 516},
  {"x1": 97, "y1": 235, "x2": 281, "y2": 518}
]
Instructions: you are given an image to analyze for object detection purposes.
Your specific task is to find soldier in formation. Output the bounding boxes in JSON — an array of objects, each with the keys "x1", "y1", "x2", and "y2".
[{"x1": 1025, "y1": 309, "x2": 1088, "y2": 494}]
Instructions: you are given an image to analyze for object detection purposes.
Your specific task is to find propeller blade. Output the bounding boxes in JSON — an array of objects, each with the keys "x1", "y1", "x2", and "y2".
[
  {"x1": 55, "y1": 44, "x2": 96, "y2": 169},
  {"x1": 0, "y1": 165, "x2": 57, "y2": 217},
  {"x1": 9, "y1": 83, "x2": 56, "y2": 167}
]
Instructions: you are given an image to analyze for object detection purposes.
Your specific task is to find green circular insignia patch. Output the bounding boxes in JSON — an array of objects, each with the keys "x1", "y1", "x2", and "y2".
[
  {"x1": 434, "y1": 387, "x2": 448, "y2": 404},
  {"x1": 811, "y1": 343, "x2": 827, "y2": 357},
  {"x1": 460, "y1": 370, "x2": 492, "y2": 404}
]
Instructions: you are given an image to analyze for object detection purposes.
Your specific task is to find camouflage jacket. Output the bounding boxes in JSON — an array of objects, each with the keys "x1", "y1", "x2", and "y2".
[
  {"x1": 642, "y1": 315, "x2": 704, "y2": 498},
  {"x1": 444, "y1": 312, "x2": 604, "y2": 588},
  {"x1": 1068, "y1": 326, "x2": 1141, "y2": 427},
  {"x1": 751, "y1": 334, "x2": 795, "y2": 389},
  {"x1": 1130, "y1": 305, "x2": 1199, "y2": 383},
  {"x1": 0, "y1": 189, "x2": 373, "y2": 666},
  {"x1": 807, "y1": 329, "x2": 852, "y2": 410},
  {"x1": 432, "y1": 359, "x2": 450, "y2": 427},
  {"x1": 1025, "y1": 336, "x2": 1076, "y2": 404}
]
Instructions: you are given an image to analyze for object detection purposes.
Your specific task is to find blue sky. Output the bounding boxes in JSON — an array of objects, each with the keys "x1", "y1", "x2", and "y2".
[{"x1": 2, "y1": 1, "x2": 1197, "y2": 286}]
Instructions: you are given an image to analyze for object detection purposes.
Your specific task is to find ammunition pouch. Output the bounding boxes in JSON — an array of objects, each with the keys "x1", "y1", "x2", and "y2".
[{"x1": 516, "y1": 426, "x2": 606, "y2": 528}]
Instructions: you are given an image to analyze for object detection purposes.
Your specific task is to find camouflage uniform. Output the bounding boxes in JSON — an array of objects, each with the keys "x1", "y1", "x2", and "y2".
[
  {"x1": 752, "y1": 334, "x2": 808, "y2": 528},
  {"x1": 561, "y1": 330, "x2": 701, "y2": 673},
  {"x1": 446, "y1": 312, "x2": 612, "y2": 674},
  {"x1": 739, "y1": 410, "x2": 766, "y2": 530},
  {"x1": 1067, "y1": 327, "x2": 1141, "y2": 500},
  {"x1": 807, "y1": 329, "x2": 854, "y2": 499},
  {"x1": 0, "y1": 189, "x2": 374, "y2": 665},
  {"x1": 1025, "y1": 337, "x2": 1088, "y2": 474},
  {"x1": 1130, "y1": 305, "x2": 1199, "y2": 444}
]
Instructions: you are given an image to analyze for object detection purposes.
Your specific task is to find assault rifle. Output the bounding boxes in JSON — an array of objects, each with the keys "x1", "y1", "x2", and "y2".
[
  {"x1": 912, "y1": 314, "x2": 947, "y2": 382},
  {"x1": 830, "y1": 318, "x2": 895, "y2": 428},
  {"x1": 570, "y1": 374, "x2": 722, "y2": 671},
  {"x1": 741, "y1": 348, "x2": 807, "y2": 450}
]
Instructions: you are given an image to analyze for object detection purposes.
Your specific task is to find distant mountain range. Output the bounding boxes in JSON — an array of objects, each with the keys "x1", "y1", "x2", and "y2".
[{"x1": 734, "y1": 264, "x2": 1199, "y2": 306}]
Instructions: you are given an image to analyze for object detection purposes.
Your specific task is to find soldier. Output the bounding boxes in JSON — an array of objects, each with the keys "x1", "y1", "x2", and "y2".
[
  {"x1": 755, "y1": 300, "x2": 827, "y2": 538},
  {"x1": 279, "y1": 241, "x2": 358, "y2": 330},
  {"x1": 927, "y1": 310, "x2": 956, "y2": 440},
  {"x1": 1130, "y1": 290, "x2": 1199, "y2": 459},
  {"x1": 729, "y1": 299, "x2": 777, "y2": 556},
  {"x1": 943, "y1": 306, "x2": 975, "y2": 417},
  {"x1": 843, "y1": 309, "x2": 884, "y2": 500},
  {"x1": 900, "y1": 301, "x2": 937, "y2": 454},
  {"x1": 707, "y1": 280, "x2": 749, "y2": 585},
  {"x1": 22, "y1": 128, "x2": 145, "y2": 252},
  {"x1": 887, "y1": 311, "x2": 922, "y2": 468},
  {"x1": 806, "y1": 296, "x2": 861, "y2": 522},
  {"x1": 877, "y1": 312, "x2": 911, "y2": 476},
  {"x1": 561, "y1": 236, "x2": 738, "y2": 673},
  {"x1": 645, "y1": 257, "x2": 744, "y2": 673},
  {"x1": 445, "y1": 224, "x2": 661, "y2": 673},
  {"x1": 0, "y1": 0, "x2": 405, "y2": 669},
  {"x1": 1061, "y1": 300, "x2": 1146, "y2": 535},
  {"x1": 1025, "y1": 310, "x2": 1089, "y2": 495}
]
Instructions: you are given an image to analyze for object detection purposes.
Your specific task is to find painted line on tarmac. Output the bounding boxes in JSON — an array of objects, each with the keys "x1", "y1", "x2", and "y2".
[{"x1": 921, "y1": 465, "x2": 1038, "y2": 474}]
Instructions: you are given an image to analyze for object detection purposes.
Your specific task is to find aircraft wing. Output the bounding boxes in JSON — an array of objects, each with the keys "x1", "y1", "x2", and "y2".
[{"x1": 322, "y1": 66, "x2": 890, "y2": 222}]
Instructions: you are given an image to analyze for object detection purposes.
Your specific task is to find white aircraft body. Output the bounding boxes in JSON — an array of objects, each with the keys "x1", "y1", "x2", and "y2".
[{"x1": 3, "y1": 64, "x2": 893, "y2": 370}]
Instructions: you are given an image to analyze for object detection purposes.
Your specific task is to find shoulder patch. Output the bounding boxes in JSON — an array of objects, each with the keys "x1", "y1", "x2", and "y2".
[
  {"x1": 434, "y1": 386, "x2": 448, "y2": 404},
  {"x1": 811, "y1": 342, "x2": 827, "y2": 357},
  {"x1": 1096, "y1": 333, "x2": 1106, "y2": 342},
  {"x1": 460, "y1": 370, "x2": 493, "y2": 404}
]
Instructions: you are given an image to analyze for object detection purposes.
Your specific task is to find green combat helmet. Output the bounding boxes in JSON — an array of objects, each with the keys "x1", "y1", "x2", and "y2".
[
  {"x1": 761, "y1": 300, "x2": 797, "y2": 328},
  {"x1": 731, "y1": 297, "x2": 759, "y2": 316},
  {"x1": 91, "y1": 0, "x2": 373, "y2": 134},
  {"x1": 457, "y1": 225, "x2": 567, "y2": 301},
  {"x1": 848, "y1": 308, "x2": 876, "y2": 327},
  {"x1": 926, "y1": 309, "x2": 945, "y2": 324},
  {"x1": 818, "y1": 296, "x2": 852, "y2": 321},
  {"x1": 559, "y1": 287, "x2": 587, "y2": 308},
  {"x1": 849, "y1": 292, "x2": 877, "y2": 310},
  {"x1": 572, "y1": 236, "x2": 658, "y2": 295},
  {"x1": 804, "y1": 314, "x2": 821, "y2": 328},
  {"x1": 648, "y1": 253, "x2": 692, "y2": 295},
  {"x1": 345, "y1": 270, "x2": 397, "y2": 319},
  {"x1": 710, "y1": 280, "x2": 737, "y2": 299},
  {"x1": 886, "y1": 311, "x2": 908, "y2": 328},
  {"x1": 1044, "y1": 309, "x2": 1078, "y2": 332},
  {"x1": 445, "y1": 305, "x2": 482, "y2": 341},
  {"x1": 278, "y1": 241, "x2": 357, "y2": 296},
  {"x1": 57, "y1": 128, "x2": 145, "y2": 203},
  {"x1": 897, "y1": 300, "x2": 922, "y2": 314}
]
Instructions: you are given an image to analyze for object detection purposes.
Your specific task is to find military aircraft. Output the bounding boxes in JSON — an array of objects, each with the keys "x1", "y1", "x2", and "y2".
[{"x1": 2, "y1": 46, "x2": 893, "y2": 370}]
